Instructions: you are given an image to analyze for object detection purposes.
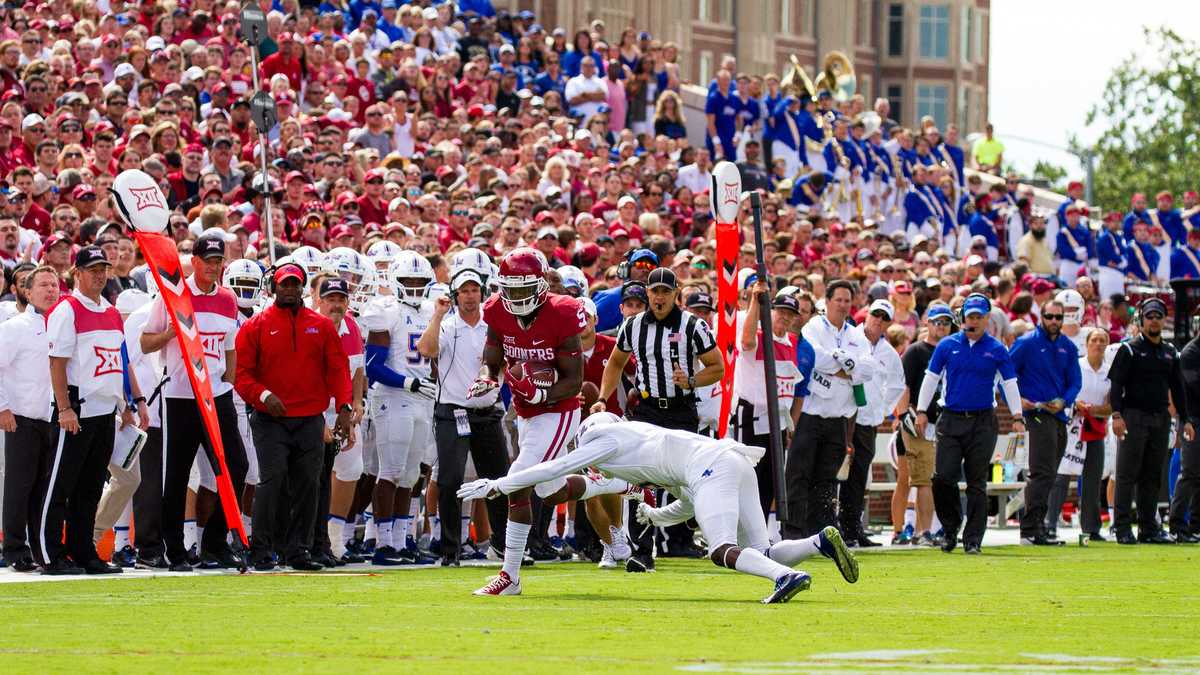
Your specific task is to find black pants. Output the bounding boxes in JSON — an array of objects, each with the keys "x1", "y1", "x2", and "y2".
[
  {"x1": 932, "y1": 411, "x2": 998, "y2": 547},
  {"x1": 2, "y1": 416, "x2": 55, "y2": 560},
  {"x1": 131, "y1": 427, "x2": 164, "y2": 557},
  {"x1": 311, "y1": 442, "x2": 338, "y2": 555},
  {"x1": 162, "y1": 393, "x2": 248, "y2": 563},
  {"x1": 628, "y1": 402, "x2": 698, "y2": 555},
  {"x1": 783, "y1": 413, "x2": 848, "y2": 538},
  {"x1": 1114, "y1": 409, "x2": 1171, "y2": 535},
  {"x1": 1046, "y1": 438, "x2": 1105, "y2": 536},
  {"x1": 733, "y1": 399, "x2": 783, "y2": 521},
  {"x1": 839, "y1": 423, "x2": 877, "y2": 539},
  {"x1": 249, "y1": 412, "x2": 324, "y2": 563},
  {"x1": 434, "y1": 404, "x2": 510, "y2": 557},
  {"x1": 1170, "y1": 426, "x2": 1200, "y2": 535},
  {"x1": 1020, "y1": 412, "x2": 1067, "y2": 539},
  {"x1": 34, "y1": 409, "x2": 115, "y2": 566}
]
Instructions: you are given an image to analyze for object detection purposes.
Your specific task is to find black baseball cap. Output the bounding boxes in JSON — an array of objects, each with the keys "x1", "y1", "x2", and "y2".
[
  {"x1": 319, "y1": 277, "x2": 350, "y2": 298},
  {"x1": 621, "y1": 281, "x2": 648, "y2": 304},
  {"x1": 1140, "y1": 297, "x2": 1168, "y2": 318},
  {"x1": 686, "y1": 291, "x2": 715, "y2": 311},
  {"x1": 773, "y1": 294, "x2": 801, "y2": 313},
  {"x1": 74, "y1": 245, "x2": 110, "y2": 268},
  {"x1": 195, "y1": 235, "x2": 226, "y2": 259},
  {"x1": 646, "y1": 268, "x2": 677, "y2": 290}
]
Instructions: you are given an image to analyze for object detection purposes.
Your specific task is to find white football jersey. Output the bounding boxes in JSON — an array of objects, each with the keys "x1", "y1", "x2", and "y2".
[{"x1": 360, "y1": 295, "x2": 432, "y2": 382}]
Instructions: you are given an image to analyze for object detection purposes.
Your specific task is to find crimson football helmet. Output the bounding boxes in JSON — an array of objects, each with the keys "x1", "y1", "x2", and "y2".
[{"x1": 497, "y1": 246, "x2": 549, "y2": 316}]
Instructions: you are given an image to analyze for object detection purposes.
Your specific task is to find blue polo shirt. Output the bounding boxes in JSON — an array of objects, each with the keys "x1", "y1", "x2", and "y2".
[
  {"x1": 926, "y1": 330, "x2": 1016, "y2": 412},
  {"x1": 1008, "y1": 325, "x2": 1081, "y2": 422}
]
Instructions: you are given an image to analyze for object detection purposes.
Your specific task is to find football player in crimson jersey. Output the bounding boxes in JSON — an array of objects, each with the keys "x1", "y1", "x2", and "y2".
[{"x1": 468, "y1": 247, "x2": 642, "y2": 596}]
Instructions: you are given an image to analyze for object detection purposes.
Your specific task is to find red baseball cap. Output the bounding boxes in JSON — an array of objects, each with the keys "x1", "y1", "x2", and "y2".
[
  {"x1": 274, "y1": 263, "x2": 305, "y2": 284},
  {"x1": 892, "y1": 280, "x2": 913, "y2": 294},
  {"x1": 335, "y1": 191, "x2": 358, "y2": 207},
  {"x1": 1067, "y1": 181, "x2": 1083, "y2": 192},
  {"x1": 284, "y1": 170, "x2": 308, "y2": 184},
  {"x1": 365, "y1": 168, "x2": 387, "y2": 181},
  {"x1": 329, "y1": 224, "x2": 353, "y2": 240},
  {"x1": 1186, "y1": 191, "x2": 1199, "y2": 200},
  {"x1": 1156, "y1": 190, "x2": 1173, "y2": 202}
]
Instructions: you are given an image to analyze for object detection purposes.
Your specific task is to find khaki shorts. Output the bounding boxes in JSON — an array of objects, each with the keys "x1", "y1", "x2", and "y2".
[{"x1": 902, "y1": 430, "x2": 935, "y2": 487}]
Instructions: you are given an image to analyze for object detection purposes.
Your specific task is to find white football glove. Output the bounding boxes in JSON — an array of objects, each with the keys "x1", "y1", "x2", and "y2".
[
  {"x1": 407, "y1": 376, "x2": 438, "y2": 400},
  {"x1": 456, "y1": 478, "x2": 500, "y2": 500},
  {"x1": 466, "y1": 376, "x2": 498, "y2": 400},
  {"x1": 833, "y1": 349, "x2": 856, "y2": 373},
  {"x1": 635, "y1": 502, "x2": 664, "y2": 527}
]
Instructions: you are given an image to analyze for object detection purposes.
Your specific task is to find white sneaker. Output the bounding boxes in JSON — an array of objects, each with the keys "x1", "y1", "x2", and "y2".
[
  {"x1": 598, "y1": 544, "x2": 618, "y2": 569},
  {"x1": 473, "y1": 571, "x2": 522, "y2": 596},
  {"x1": 609, "y1": 527, "x2": 632, "y2": 561}
]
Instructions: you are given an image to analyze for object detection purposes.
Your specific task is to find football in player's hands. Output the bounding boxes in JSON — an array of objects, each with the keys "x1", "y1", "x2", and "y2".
[
  {"x1": 579, "y1": 381, "x2": 600, "y2": 414},
  {"x1": 509, "y1": 361, "x2": 559, "y2": 388}
]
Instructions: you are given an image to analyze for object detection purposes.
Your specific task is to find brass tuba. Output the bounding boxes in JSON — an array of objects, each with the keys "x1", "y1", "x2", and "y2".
[
  {"x1": 780, "y1": 54, "x2": 816, "y2": 101},
  {"x1": 814, "y1": 50, "x2": 856, "y2": 102}
]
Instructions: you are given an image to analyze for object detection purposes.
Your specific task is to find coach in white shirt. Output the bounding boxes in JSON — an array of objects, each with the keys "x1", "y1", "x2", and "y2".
[
  {"x1": 565, "y1": 56, "x2": 608, "y2": 120},
  {"x1": 417, "y1": 268, "x2": 509, "y2": 566},
  {"x1": 41, "y1": 246, "x2": 147, "y2": 575},
  {"x1": 839, "y1": 299, "x2": 905, "y2": 547},
  {"x1": 0, "y1": 265, "x2": 59, "y2": 571},
  {"x1": 783, "y1": 280, "x2": 873, "y2": 540}
]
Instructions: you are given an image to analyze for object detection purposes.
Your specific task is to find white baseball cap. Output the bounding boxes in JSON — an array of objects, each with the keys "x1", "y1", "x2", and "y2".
[
  {"x1": 114, "y1": 63, "x2": 137, "y2": 79},
  {"x1": 868, "y1": 299, "x2": 895, "y2": 320}
]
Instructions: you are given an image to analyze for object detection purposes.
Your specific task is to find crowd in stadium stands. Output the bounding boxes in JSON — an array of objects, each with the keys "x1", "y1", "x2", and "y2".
[{"x1": 1, "y1": 0, "x2": 1199, "y2": 576}]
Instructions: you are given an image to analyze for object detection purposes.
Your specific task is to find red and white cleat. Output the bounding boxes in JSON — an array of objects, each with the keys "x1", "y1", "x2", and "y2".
[{"x1": 473, "y1": 571, "x2": 522, "y2": 596}]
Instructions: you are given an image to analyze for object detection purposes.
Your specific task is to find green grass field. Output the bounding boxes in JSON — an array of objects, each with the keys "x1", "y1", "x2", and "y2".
[{"x1": 2, "y1": 544, "x2": 1198, "y2": 673}]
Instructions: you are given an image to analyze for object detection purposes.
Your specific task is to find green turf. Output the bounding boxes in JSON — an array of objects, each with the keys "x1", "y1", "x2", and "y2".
[{"x1": 1, "y1": 545, "x2": 1198, "y2": 673}]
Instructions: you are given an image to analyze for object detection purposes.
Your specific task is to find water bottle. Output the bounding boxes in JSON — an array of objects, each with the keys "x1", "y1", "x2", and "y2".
[{"x1": 853, "y1": 383, "x2": 867, "y2": 407}]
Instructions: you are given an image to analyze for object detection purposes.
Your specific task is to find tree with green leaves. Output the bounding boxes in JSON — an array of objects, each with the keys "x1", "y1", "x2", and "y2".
[{"x1": 1075, "y1": 27, "x2": 1200, "y2": 212}]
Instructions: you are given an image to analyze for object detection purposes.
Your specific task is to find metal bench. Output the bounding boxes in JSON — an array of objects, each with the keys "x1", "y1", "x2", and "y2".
[{"x1": 866, "y1": 481, "x2": 1027, "y2": 528}]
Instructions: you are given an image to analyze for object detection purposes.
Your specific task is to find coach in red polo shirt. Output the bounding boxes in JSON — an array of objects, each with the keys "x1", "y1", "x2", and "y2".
[{"x1": 235, "y1": 263, "x2": 352, "y2": 571}]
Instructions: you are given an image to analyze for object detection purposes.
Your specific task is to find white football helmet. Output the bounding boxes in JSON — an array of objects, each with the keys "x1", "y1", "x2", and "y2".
[
  {"x1": 1056, "y1": 289, "x2": 1085, "y2": 325},
  {"x1": 580, "y1": 411, "x2": 621, "y2": 437},
  {"x1": 223, "y1": 258, "x2": 264, "y2": 309},
  {"x1": 450, "y1": 248, "x2": 493, "y2": 287},
  {"x1": 389, "y1": 250, "x2": 434, "y2": 305},
  {"x1": 557, "y1": 265, "x2": 587, "y2": 296},
  {"x1": 324, "y1": 247, "x2": 375, "y2": 312},
  {"x1": 291, "y1": 246, "x2": 326, "y2": 281},
  {"x1": 426, "y1": 282, "x2": 450, "y2": 302}
]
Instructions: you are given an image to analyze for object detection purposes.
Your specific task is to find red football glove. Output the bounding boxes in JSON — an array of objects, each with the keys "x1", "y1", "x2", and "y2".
[{"x1": 506, "y1": 367, "x2": 548, "y2": 405}]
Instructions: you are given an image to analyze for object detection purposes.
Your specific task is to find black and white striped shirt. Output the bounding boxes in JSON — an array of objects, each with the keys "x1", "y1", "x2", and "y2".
[{"x1": 616, "y1": 307, "x2": 717, "y2": 399}]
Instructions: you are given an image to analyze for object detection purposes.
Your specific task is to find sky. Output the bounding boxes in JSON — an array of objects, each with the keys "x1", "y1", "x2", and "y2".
[{"x1": 988, "y1": 0, "x2": 1200, "y2": 181}]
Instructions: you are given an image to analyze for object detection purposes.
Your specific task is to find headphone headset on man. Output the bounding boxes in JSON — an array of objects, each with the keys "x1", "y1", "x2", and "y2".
[
  {"x1": 264, "y1": 262, "x2": 308, "y2": 295},
  {"x1": 1136, "y1": 297, "x2": 1167, "y2": 327},
  {"x1": 959, "y1": 292, "x2": 992, "y2": 332}
]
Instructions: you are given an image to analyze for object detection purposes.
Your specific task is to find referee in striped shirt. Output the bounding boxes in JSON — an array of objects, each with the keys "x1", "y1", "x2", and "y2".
[{"x1": 594, "y1": 267, "x2": 724, "y2": 571}]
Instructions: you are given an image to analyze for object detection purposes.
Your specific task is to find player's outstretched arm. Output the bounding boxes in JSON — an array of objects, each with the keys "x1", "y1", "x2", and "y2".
[{"x1": 491, "y1": 434, "x2": 619, "y2": 496}]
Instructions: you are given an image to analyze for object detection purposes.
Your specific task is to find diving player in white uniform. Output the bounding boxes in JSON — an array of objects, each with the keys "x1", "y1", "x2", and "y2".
[{"x1": 459, "y1": 413, "x2": 859, "y2": 604}]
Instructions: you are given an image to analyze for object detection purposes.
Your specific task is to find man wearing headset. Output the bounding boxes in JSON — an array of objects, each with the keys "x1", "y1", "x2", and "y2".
[
  {"x1": 1108, "y1": 297, "x2": 1193, "y2": 544},
  {"x1": 416, "y1": 264, "x2": 511, "y2": 567},
  {"x1": 234, "y1": 262, "x2": 353, "y2": 571},
  {"x1": 915, "y1": 293, "x2": 1025, "y2": 555}
]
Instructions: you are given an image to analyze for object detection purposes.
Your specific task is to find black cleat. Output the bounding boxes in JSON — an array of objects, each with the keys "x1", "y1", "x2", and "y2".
[
  {"x1": 288, "y1": 556, "x2": 324, "y2": 571},
  {"x1": 42, "y1": 558, "x2": 84, "y2": 575},
  {"x1": 963, "y1": 542, "x2": 982, "y2": 555},
  {"x1": 252, "y1": 558, "x2": 276, "y2": 572},
  {"x1": 1138, "y1": 530, "x2": 1175, "y2": 544},
  {"x1": 1114, "y1": 531, "x2": 1137, "y2": 545},
  {"x1": 110, "y1": 545, "x2": 137, "y2": 568},
  {"x1": 11, "y1": 556, "x2": 38, "y2": 572},
  {"x1": 527, "y1": 540, "x2": 561, "y2": 562},
  {"x1": 169, "y1": 561, "x2": 193, "y2": 572},
  {"x1": 1087, "y1": 532, "x2": 1108, "y2": 543},
  {"x1": 940, "y1": 532, "x2": 958, "y2": 553},
  {"x1": 135, "y1": 554, "x2": 170, "y2": 570},
  {"x1": 84, "y1": 559, "x2": 123, "y2": 575},
  {"x1": 625, "y1": 552, "x2": 655, "y2": 573}
]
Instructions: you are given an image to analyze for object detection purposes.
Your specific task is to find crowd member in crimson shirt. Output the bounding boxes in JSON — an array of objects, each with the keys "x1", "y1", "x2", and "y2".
[
  {"x1": 14, "y1": 188, "x2": 51, "y2": 237},
  {"x1": 438, "y1": 198, "x2": 473, "y2": 252},
  {"x1": 0, "y1": 118, "x2": 19, "y2": 178},
  {"x1": 234, "y1": 263, "x2": 352, "y2": 570},
  {"x1": 260, "y1": 33, "x2": 304, "y2": 92},
  {"x1": 356, "y1": 168, "x2": 389, "y2": 227}
]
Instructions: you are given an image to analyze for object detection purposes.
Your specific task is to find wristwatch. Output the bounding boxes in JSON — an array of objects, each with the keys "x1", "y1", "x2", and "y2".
[{"x1": 339, "y1": 404, "x2": 353, "y2": 414}]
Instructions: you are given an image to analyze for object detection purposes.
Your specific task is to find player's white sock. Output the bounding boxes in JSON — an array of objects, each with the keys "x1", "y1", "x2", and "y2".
[
  {"x1": 904, "y1": 508, "x2": 916, "y2": 530},
  {"x1": 196, "y1": 525, "x2": 205, "y2": 549},
  {"x1": 931, "y1": 513, "x2": 943, "y2": 533},
  {"x1": 364, "y1": 510, "x2": 377, "y2": 543},
  {"x1": 547, "y1": 515, "x2": 557, "y2": 539},
  {"x1": 397, "y1": 515, "x2": 413, "y2": 548},
  {"x1": 734, "y1": 547, "x2": 791, "y2": 581},
  {"x1": 184, "y1": 520, "x2": 197, "y2": 549},
  {"x1": 461, "y1": 515, "x2": 471, "y2": 544},
  {"x1": 342, "y1": 519, "x2": 356, "y2": 547},
  {"x1": 579, "y1": 475, "x2": 633, "y2": 500},
  {"x1": 768, "y1": 535, "x2": 821, "y2": 566},
  {"x1": 241, "y1": 513, "x2": 253, "y2": 539},
  {"x1": 564, "y1": 519, "x2": 575, "y2": 539},
  {"x1": 767, "y1": 512, "x2": 781, "y2": 543},
  {"x1": 114, "y1": 526, "x2": 131, "y2": 550},
  {"x1": 377, "y1": 519, "x2": 394, "y2": 550},
  {"x1": 327, "y1": 517, "x2": 347, "y2": 557},
  {"x1": 502, "y1": 521, "x2": 531, "y2": 580},
  {"x1": 431, "y1": 515, "x2": 441, "y2": 542}
]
